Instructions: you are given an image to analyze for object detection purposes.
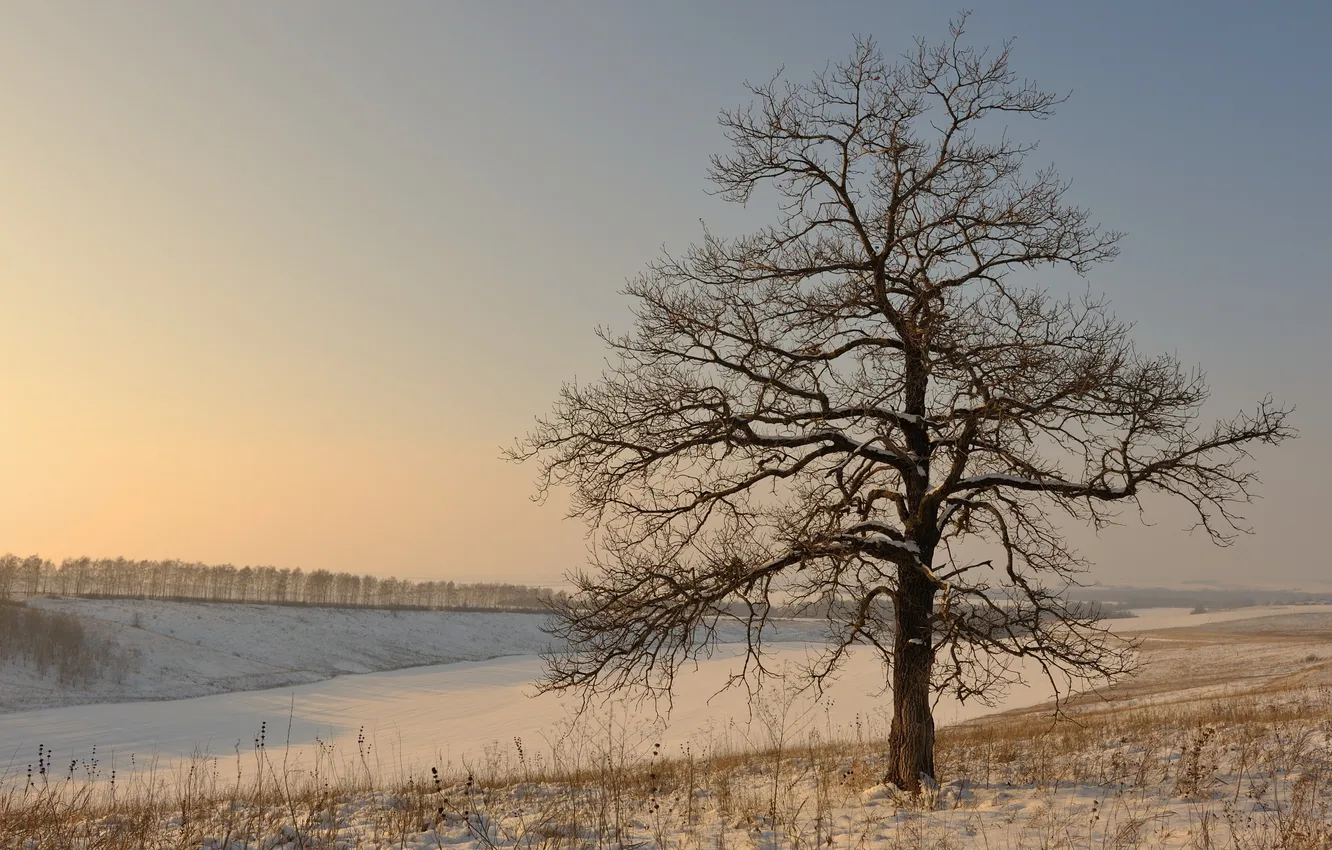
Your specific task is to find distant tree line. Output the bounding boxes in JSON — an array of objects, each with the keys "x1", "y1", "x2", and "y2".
[
  {"x1": 0, "y1": 554, "x2": 563, "y2": 612},
  {"x1": 1072, "y1": 586, "x2": 1332, "y2": 611}
]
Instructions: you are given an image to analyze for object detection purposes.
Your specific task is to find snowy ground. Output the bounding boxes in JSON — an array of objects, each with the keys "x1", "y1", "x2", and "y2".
[
  {"x1": 1, "y1": 599, "x2": 932, "y2": 788},
  {"x1": 9, "y1": 598, "x2": 1328, "y2": 716},
  {"x1": 4, "y1": 605, "x2": 1332, "y2": 848},
  {"x1": 1105, "y1": 603, "x2": 1332, "y2": 634},
  {"x1": 0, "y1": 640, "x2": 1058, "y2": 792},
  {"x1": 1043, "y1": 607, "x2": 1332, "y2": 715},
  {"x1": 3, "y1": 597, "x2": 852, "y2": 714},
  {"x1": 0, "y1": 604, "x2": 1327, "y2": 781},
  {"x1": 1, "y1": 597, "x2": 555, "y2": 712}
]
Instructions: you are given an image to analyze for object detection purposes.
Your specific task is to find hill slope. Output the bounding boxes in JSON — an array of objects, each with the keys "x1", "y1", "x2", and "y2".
[{"x1": 0, "y1": 597, "x2": 552, "y2": 712}]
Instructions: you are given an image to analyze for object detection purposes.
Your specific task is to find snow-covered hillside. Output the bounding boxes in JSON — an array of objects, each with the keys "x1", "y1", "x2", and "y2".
[
  {"x1": 1, "y1": 597, "x2": 847, "y2": 714},
  {"x1": 8, "y1": 609, "x2": 1332, "y2": 849},
  {"x1": 0, "y1": 597, "x2": 553, "y2": 712}
]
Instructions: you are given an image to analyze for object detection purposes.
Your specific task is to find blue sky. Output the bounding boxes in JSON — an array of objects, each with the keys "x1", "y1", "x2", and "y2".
[{"x1": 1, "y1": 2, "x2": 1328, "y2": 587}]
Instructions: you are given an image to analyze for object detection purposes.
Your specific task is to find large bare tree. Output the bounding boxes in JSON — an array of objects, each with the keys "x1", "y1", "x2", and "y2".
[{"x1": 510, "y1": 19, "x2": 1293, "y2": 792}]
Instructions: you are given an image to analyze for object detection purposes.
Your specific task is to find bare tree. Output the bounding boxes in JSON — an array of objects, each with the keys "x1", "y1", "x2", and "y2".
[{"x1": 510, "y1": 18, "x2": 1293, "y2": 792}]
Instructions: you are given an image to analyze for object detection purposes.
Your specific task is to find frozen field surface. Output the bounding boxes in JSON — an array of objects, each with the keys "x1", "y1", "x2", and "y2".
[
  {"x1": 1, "y1": 598, "x2": 558, "y2": 713},
  {"x1": 0, "y1": 641, "x2": 1055, "y2": 787},
  {"x1": 3, "y1": 602, "x2": 1331, "y2": 791},
  {"x1": 1105, "y1": 603, "x2": 1332, "y2": 633},
  {"x1": 7, "y1": 605, "x2": 1332, "y2": 849},
  {"x1": 0, "y1": 597, "x2": 1052, "y2": 788},
  {"x1": 2, "y1": 597, "x2": 843, "y2": 713}
]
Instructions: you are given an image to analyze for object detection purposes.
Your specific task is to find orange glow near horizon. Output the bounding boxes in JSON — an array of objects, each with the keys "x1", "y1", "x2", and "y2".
[{"x1": 1, "y1": 3, "x2": 1326, "y2": 591}]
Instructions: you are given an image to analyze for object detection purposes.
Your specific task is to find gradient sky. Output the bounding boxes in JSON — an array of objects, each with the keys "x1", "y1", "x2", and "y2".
[{"x1": 1, "y1": 2, "x2": 1329, "y2": 588}]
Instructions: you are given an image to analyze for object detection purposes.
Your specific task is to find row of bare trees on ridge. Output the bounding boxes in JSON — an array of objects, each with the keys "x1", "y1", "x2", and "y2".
[{"x1": 0, "y1": 554, "x2": 561, "y2": 612}]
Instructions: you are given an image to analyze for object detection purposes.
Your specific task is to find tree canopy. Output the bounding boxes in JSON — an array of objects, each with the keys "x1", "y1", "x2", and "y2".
[{"x1": 511, "y1": 17, "x2": 1293, "y2": 791}]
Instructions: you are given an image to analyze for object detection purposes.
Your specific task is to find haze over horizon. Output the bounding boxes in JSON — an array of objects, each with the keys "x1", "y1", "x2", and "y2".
[{"x1": 2, "y1": 2, "x2": 1328, "y2": 590}]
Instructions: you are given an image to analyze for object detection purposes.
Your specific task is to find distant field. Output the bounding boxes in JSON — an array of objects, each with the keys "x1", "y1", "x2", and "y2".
[
  {"x1": 6, "y1": 598, "x2": 1332, "y2": 717},
  {"x1": 4, "y1": 603, "x2": 1330, "y2": 849},
  {"x1": 0, "y1": 596, "x2": 552, "y2": 712}
]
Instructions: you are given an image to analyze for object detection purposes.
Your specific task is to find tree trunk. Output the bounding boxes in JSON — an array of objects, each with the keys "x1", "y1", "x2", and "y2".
[{"x1": 885, "y1": 576, "x2": 936, "y2": 792}]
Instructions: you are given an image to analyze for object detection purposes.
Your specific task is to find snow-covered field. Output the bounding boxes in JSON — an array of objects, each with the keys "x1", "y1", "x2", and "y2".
[
  {"x1": 0, "y1": 639, "x2": 1056, "y2": 791},
  {"x1": 1105, "y1": 603, "x2": 1332, "y2": 634},
  {"x1": 1, "y1": 597, "x2": 1044, "y2": 789},
  {"x1": 2, "y1": 597, "x2": 850, "y2": 714},
  {"x1": 3, "y1": 603, "x2": 1332, "y2": 848},
  {"x1": 10, "y1": 597, "x2": 1328, "y2": 716},
  {"x1": 13, "y1": 597, "x2": 1328, "y2": 715},
  {"x1": 4, "y1": 600, "x2": 1331, "y2": 781},
  {"x1": 1, "y1": 597, "x2": 556, "y2": 712}
]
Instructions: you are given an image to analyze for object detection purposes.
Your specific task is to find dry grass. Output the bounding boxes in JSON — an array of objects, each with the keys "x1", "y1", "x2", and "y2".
[
  {"x1": 6, "y1": 617, "x2": 1332, "y2": 849},
  {"x1": 2, "y1": 677, "x2": 1330, "y2": 849}
]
